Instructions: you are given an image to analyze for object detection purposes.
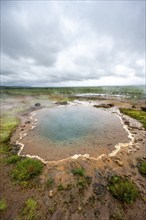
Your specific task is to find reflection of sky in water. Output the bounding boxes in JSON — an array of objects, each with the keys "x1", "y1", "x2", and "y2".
[{"x1": 37, "y1": 106, "x2": 124, "y2": 143}]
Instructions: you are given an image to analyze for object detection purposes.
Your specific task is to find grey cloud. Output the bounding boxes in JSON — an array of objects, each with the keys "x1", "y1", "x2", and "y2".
[{"x1": 1, "y1": 0, "x2": 145, "y2": 86}]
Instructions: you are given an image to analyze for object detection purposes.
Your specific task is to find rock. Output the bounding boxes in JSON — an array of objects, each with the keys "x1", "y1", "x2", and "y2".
[
  {"x1": 124, "y1": 121, "x2": 130, "y2": 125},
  {"x1": 138, "y1": 138, "x2": 143, "y2": 141},
  {"x1": 92, "y1": 183, "x2": 106, "y2": 197},
  {"x1": 95, "y1": 169, "x2": 102, "y2": 179},
  {"x1": 114, "y1": 159, "x2": 123, "y2": 166},
  {"x1": 55, "y1": 101, "x2": 68, "y2": 105},
  {"x1": 11, "y1": 144, "x2": 20, "y2": 154},
  {"x1": 141, "y1": 106, "x2": 146, "y2": 112},
  {"x1": 35, "y1": 103, "x2": 41, "y2": 107},
  {"x1": 94, "y1": 103, "x2": 114, "y2": 109},
  {"x1": 25, "y1": 120, "x2": 30, "y2": 124}
]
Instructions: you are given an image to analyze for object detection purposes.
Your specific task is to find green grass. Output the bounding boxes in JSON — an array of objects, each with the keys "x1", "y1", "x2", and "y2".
[
  {"x1": 108, "y1": 176, "x2": 139, "y2": 204},
  {"x1": 0, "y1": 198, "x2": 7, "y2": 212},
  {"x1": 11, "y1": 158, "x2": 43, "y2": 185},
  {"x1": 138, "y1": 160, "x2": 146, "y2": 177},
  {"x1": 20, "y1": 198, "x2": 37, "y2": 220},
  {"x1": 0, "y1": 116, "x2": 19, "y2": 144},
  {"x1": 5, "y1": 155, "x2": 20, "y2": 164},
  {"x1": 0, "y1": 144, "x2": 12, "y2": 154},
  {"x1": 120, "y1": 108, "x2": 146, "y2": 129},
  {"x1": 71, "y1": 167, "x2": 85, "y2": 176}
]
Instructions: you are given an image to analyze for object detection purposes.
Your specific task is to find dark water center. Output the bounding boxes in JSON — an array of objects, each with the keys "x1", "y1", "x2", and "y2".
[{"x1": 22, "y1": 106, "x2": 130, "y2": 161}]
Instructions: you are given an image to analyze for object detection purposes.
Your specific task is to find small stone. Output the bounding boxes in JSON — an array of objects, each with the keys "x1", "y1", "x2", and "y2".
[
  {"x1": 138, "y1": 138, "x2": 143, "y2": 141},
  {"x1": 49, "y1": 190, "x2": 53, "y2": 198},
  {"x1": 78, "y1": 206, "x2": 82, "y2": 211},
  {"x1": 135, "y1": 145, "x2": 140, "y2": 150},
  {"x1": 25, "y1": 120, "x2": 30, "y2": 124},
  {"x1": 114, "y1": 159, "x2": 123, "y2": 166}
]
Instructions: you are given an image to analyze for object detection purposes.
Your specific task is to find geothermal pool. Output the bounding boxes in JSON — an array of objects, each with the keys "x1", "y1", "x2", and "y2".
[{"x1": 21, "y1": 105, "x2": 130, "y2": 161}]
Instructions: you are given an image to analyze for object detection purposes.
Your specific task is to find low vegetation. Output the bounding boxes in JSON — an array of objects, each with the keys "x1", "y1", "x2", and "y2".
[
  {"x1": 108, "y1": 176, "x2": 139, "y2": 204},
  {"x1": 0, "y1": 144, "x2": 12, "y2": 154},
  {"x1": 71, "y1": 167, "x2": 85, "y2": 176},
  {"x1": 11, "y1": 158, "x2": 43, "y2": 185},
  {"x1": 20, "y1": 198, "x2": 37, "y2": 220},
  {"x1": 120, "y1": 108, "x2": 146, "y2": 129},
  {"x1": 77, "y1": 176, "x2": 92, "y2": 193},
  {"x1": 0, "y1": 116, "x2": 19, "y2": 145},
  {"x1": 57, "y1": 183, "x2": 65, "y2": 191},
  {"x1": 0, "y1": 198, "x2": 7, "y2": 212},
  {"x1": 138, "y1": 160, "x2": 146, "y2": 177},
  {"x1": 5, "y1": 155, "x2": 20, "y2": 164},
  {"x1": 46, "y1": 177, "x2": 54, "y2": 189}
]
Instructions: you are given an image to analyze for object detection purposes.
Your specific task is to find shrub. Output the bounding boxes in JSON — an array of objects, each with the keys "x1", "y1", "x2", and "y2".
[
  {"x1": 138, "y1": 160, "x2": 146, "y2": 177},
  {"x1": 11, "y1": 158, "x2": 43, "y2": 184},
  {"x1": 71, "y1": 167, "x2": 85, "y2": 176},
  {"x1": 5, "y1": 155, "x2": 20, "y2": 164},
  {"x1": 0, "y1": 198, "x2": 7, "y2": 212},
  {"x1": 109, "y1": 176, "x2": 139, "y2": 203}
]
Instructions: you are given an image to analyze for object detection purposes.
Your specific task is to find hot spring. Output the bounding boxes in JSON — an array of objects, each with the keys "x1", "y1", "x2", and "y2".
[{"x1": 21, "y1": 105, "x2": 130, "y2": 161}]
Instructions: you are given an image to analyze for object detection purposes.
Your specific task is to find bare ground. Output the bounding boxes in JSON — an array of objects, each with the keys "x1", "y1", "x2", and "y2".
[{"x1": 0, "y1": 97, "x2": 146, "y2": 220}]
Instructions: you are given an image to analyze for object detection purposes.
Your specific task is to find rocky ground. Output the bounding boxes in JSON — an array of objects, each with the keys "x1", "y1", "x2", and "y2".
[{"x1": 0, "y1": 95, "x2": 146, "y2": 220}]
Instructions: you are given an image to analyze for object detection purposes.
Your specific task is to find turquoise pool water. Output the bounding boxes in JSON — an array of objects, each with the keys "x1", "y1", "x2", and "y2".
[{"x1": 22, "y1": 105, "x2": 130, "y2": 161}]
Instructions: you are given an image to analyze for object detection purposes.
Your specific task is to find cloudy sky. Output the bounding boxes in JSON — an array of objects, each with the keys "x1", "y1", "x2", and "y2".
[{"x1": 1, "y1": 0, "x2": 145, "y2": 87}]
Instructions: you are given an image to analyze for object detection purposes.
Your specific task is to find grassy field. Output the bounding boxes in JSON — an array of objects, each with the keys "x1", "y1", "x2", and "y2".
[{"x1": 0, "y1": 85, "x2": 145, "y2": 99}]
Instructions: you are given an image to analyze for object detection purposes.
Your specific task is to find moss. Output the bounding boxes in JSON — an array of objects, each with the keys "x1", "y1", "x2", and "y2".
[
  {"x1": 120, "y1": 108, "x2": 146, "y2": 129},
  {"x1": 20, "y1": 198, "x2": 37, "y2": 220},
  {"x1": 11, "y1": 158, "x2": 43, "y2": 185},
  {"x1": 71, "y1": 167, "x2": 85, "y2": 177},
  {"x1": 5, "y1": 155, "x2": 20, "y2": 164},
  {"x1": 108, "y1": 176, "x2": 139, "y2": 204},
  {"x1": 0, "y1": 198, "x2": 7, "y2": 212},
  {"x1": 138, "y1": 160, "x2": 146, "y2": 177}
]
